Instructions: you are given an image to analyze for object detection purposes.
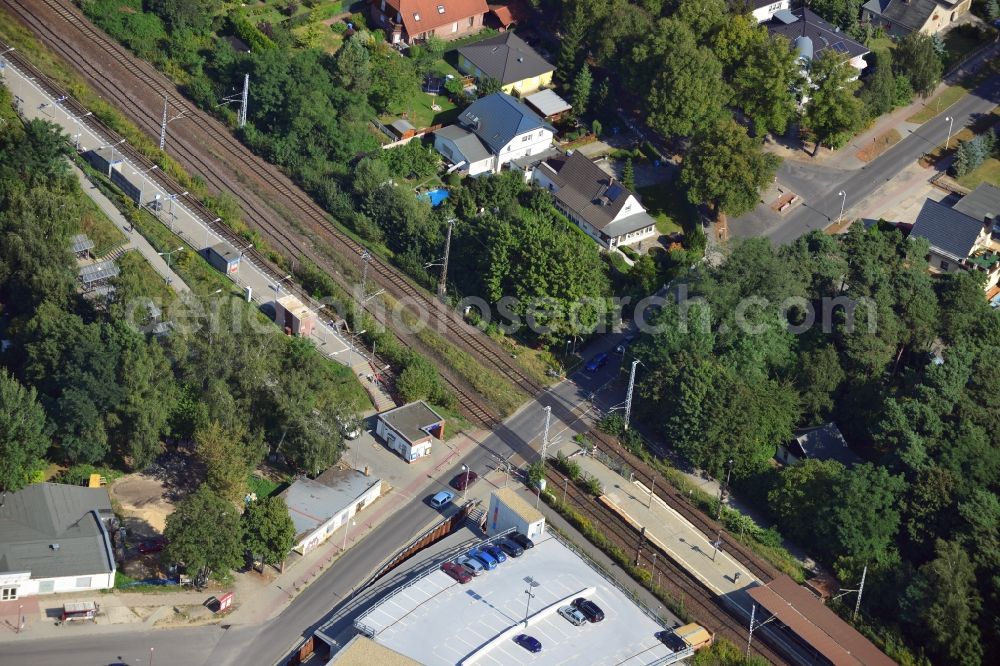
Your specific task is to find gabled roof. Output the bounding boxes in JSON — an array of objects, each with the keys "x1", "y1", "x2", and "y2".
[
  {"x1": 385, "y1": 0, "x2": 489, "y2": 37},
  {"x1": 538, "y1": 151, "x2": 655, "y2": 237},
  {"x1": 910, "y1": 199, "x2": 985, "y2": 261},
  {"x1": 748, "y1": 575, "x2": 896, "y2": 666},
  {"x1": 0, "y1": 483, "x2": 114, "y2": 579},
  {"x1": 865, "y1": 0, "x2": 942, "y2": 30},
  {"x1": 435, "y1": 124, "x2": 492, "y2": 163},
  {"x1": 767, "y1": 8, "x2": 869, "y2": 61},
  {"x1": 457, "y1": 92, "x2": 553, "y2": 154},
  {"x1": 952, "y1": 183, "x2": 1000, "y2": 223},
  {"x1": 457, "y1": 32, "x2": 553, "y2": 86},
  {"x1": 791, "y1": 423, "x2": 859, "y2": 467}
]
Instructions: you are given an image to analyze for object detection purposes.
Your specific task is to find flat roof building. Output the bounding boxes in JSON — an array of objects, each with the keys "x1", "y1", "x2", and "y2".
[
  {"x1": 274, "y1": 293, "x2": 315, "y2": 337},
  {"x1": 375, "y1": 401, "x2": 445, "y2": 463},
  {"x1": 281, "y1": 468, "x2": 383, "y2": 555},
  {"x1": 351, "y1": 530, "x2": 679, "y2": 665}
]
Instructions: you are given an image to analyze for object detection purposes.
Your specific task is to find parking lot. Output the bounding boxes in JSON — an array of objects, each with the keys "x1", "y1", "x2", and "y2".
[{"x1": 354, "y1": 533, "x2": 675, "y2": 665}]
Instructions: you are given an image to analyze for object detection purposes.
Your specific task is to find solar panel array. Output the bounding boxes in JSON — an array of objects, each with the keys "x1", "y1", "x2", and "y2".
[{"x1": 71, "y1": 233, "x2": 95, "y2": 254}]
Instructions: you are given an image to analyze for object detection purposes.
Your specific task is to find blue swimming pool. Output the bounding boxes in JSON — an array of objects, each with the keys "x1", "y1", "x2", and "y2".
[{"x1": 418, "y1": 188, "x2": 450, "y2": 207}]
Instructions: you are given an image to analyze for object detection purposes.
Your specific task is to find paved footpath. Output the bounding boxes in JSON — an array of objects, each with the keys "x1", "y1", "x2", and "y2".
[{"x1": 70, "y1": 163, "x2": 190, "y2": 294}]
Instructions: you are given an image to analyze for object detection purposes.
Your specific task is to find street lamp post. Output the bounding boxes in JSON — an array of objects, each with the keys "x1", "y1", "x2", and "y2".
[
  {"x1": 461, "y1": 464, "x2": 470, "y2": 500},
  {"x1": 132, "y1": 164, "x2": 157, "y2": 209},
  {"x1": 716, "y1": 458, "x2": 734, "y2": 521},
  {"x1": 945, "y1": 115, "x2": 955, "y2": 150},
  {"x1": 522, "y1": 577, "x2": 540, "y2": 626},
  {"x1": 158, "y1": 246, "x2": 184, "y2": 269},
  {"x1": 837, "y1": 190, "x2": 847, "y2": 224},
  {"x1": 342, "y1": 519, "x2": 355, "y2": 552},
  {"x1": 100, "y1": 139, "x2": 126, "y2": 177},
  {"x1": 166, "y1": 191, "x2": 188, "y2": 232},
  {"x1": 273, "y1": 274, "x2": 292, "y2": 298}
]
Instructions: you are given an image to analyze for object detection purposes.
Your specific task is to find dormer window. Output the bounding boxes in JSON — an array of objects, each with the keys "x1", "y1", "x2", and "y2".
[
  {"x1": 413, "y1": 12, "x2": 421, "y2": 21},
  {"x1": 437, "y1": 4, "x2": 445, "y2": 13}
]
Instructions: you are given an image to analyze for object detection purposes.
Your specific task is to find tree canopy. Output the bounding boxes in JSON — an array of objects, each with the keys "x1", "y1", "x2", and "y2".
[{"x1": 163, "y1": 485, "x2": 244, "y2": 580}]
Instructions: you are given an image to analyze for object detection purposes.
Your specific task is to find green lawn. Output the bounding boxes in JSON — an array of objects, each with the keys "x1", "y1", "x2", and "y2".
[
  {"x1": 76, "y1": 191, "x2": 127, "y2": 256},
  {"x1": 636, "y1": 184, "x2": 689, "y2": 236},
  {"x1": 386, "y1": 89, "x2": 459, "y2": 130},
  {"x1": 906, "y1": 85, "x2": 969, "y2": 124},
  {"x1": 247, "y1": 473, "x2": 284, "y2": 498},
  {"x1": 957, "y1": 157, "x2": 1000, "y2": 189},
  {"x1": 116, "y1": 251, "x2": 178, "y2": 305},
  {"x1": 943, "y1": 25, "x2": 989, "y2": 70},
  {"x1": 866, "y1": 36, "x2": 895, "y2": 55}
]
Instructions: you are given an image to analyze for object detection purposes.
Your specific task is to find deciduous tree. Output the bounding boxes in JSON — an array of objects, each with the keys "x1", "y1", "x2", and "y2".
[
  {"x1": 803, "y1": 51, "x2": 865, "y2": 150},
  {"x1": 164, "y1": 485, "x2": 244, "y2": 581},
  {"x1": 242, "y1": 495, "x2": 296, "y2": 569},
  {"x1": 895, "y1": 32, "x2": 943, "y2": 97},
  {"x1": 0, "y1": 371, "x2": 48, "y2": 493}
]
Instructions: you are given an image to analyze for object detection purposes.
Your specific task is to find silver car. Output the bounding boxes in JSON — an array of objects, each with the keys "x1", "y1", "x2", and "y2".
[
  {"x1": 558, "y1": 605, "x2": 587, "y2": 626},
  {"x1": 456, "y1": 556, "x2": 484, "y2": 576}
]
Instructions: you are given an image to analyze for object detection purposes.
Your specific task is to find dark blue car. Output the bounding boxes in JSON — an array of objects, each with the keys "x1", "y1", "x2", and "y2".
[
  {"x1": 514, "y1": 634, "x2": 542, "y2": 653},
  {"x1": 585, "y1": 352, "x2": 609, "y2": 372},
  {"x1": 482, "y1": 544, "x2": 507, "y2": 563},
  {"x1": 468, "y1": 548, "x2": 497, "y2": 570}
]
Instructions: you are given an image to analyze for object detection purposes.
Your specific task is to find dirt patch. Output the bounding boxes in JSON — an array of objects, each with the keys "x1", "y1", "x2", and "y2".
[
  {"x1": 110, "y1": 474, "x2": 174, "y2": 534},
  {"x1": 856, "y1": 128, "x2": 902, "y2": 162}
]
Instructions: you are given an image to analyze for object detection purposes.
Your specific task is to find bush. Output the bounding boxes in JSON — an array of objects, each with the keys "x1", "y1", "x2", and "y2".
[
  {"x1": 56, "y1": 464, "x2": 123, "y2": 487},
  {"x1": 620, "y1": 245, "x2": 640, "y2": 261},
  {"x1": 952, "y1": 130, "x2": 996, "y2": 177},
  {"x1": 553, "y1": 452, "x2": 583, "y2": 481},
  {"x1": 583, "y1": 474, "x2": 603, "y2": 496},
  {"x1": 331, "y1": 21, "x2": 348, "y2": 35},
  {"x1": 527, "y1": 461, "x2": 545, "y2": 488}
]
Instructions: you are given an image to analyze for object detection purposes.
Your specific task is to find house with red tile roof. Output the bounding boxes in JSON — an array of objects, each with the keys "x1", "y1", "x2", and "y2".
[{"x1": 369, "y1": 0, "x2": 489, "y2": 45}]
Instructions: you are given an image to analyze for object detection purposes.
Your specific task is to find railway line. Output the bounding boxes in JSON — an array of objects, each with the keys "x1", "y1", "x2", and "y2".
[
  {"x1": 543, "y1": 466, "x2": 791, "y2": 665},
  {"x1": 2, "y1": 0, "x2": 547, "y2": 418}
]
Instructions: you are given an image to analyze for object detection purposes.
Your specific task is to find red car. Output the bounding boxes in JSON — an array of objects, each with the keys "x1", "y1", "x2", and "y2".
[
  {"x1": 138, "y1": 537, "x2": 167, "y2": 554},
  {"x1": 451, "y1": 470, "x2": 478, "y2": 491},
  {"x1": 441, "y1": 561, "x2": 472, "y2": 584}
]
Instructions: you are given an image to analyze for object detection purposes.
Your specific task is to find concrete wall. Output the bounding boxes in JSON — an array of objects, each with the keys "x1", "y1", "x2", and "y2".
[{"x1": 3, "y1": 571, "x2": 115, "y2": 598}]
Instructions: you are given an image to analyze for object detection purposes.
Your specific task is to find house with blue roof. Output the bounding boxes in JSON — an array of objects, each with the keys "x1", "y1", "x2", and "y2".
[{"x1": 433, "y1": 92, "x2": 554, "y2": 176}]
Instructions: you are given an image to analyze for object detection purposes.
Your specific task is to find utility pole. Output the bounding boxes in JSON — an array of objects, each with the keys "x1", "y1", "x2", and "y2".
[
  {"x1": 159, "y1": 96, "x2": 168, "y2": 150},
  {"x1": 540, "y1": 406, "x2": 552, "y2": 463},
  {"x1": 746, "y1": 604, "x2": 756, "y2": 658},
  {"x1": 624, "y1": 359, "x2": 640, "y2": 430},
  {"x1": 438, "y1": 218, "x2": 454, "y2": 302},
  {"x1": 361, "y1": 249, "x2": 371, "y2": 297},
  {"x1": 853, "y1": 564, "x2": 867, "y2": 620},
  {"x1": 239, "y1": 73, "x2": 249, "y2": 128},
  {"x1": 647, "y1": 475, "x2": 655, "y2": 509}
]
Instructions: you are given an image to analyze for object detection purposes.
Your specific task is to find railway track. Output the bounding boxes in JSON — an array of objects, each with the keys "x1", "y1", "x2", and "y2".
[
  {"x1": 544, "y1": 467, "x2": 790, "y2": 665},
  {"x1": 3, "y1": 0, "x2": 547, "y2": 415},
  {"x1": 0, "y1": 29, "x2": 501, "y2": 429},
  {"x1": 586, "y1": 429, "x2": 781, "y2": 584}
]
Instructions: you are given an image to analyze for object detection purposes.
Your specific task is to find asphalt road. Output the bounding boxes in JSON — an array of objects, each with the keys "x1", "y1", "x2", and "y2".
[
  {"x1": 731, "y1": 72, "x2": 1000, "y2": 243},
  {"x1": 1, "y1": 334, "x2": 630, "y2": 666}
]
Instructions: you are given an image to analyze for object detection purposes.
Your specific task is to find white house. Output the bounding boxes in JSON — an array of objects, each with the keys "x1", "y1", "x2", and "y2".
[
  {"x1": 750, "y1": 0, "x2": 790, "y2": 23},
  {"x1": 433, "y1": 92, "x2": 554, "y2": 176},
  {"x1": 531, "y1": 151, "x2": 658, "y2": 251},
  {"x1": 0, "y1": 483, "x2": 116, "y2": 600},
  {"x1": 375, "y1": 400, "x2": 446, "y2": 463},
  {"x1": 280, "y1": 468, "x2": 383, "y2": 555}
]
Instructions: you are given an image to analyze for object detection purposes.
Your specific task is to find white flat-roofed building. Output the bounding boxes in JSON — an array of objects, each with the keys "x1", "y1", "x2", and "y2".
[
  {"x1": 348, "y1": 528, "x2": 680, "y2": 665},
  {"x1": 281, "y1": 468, "x2": 383, "y2": 555}
]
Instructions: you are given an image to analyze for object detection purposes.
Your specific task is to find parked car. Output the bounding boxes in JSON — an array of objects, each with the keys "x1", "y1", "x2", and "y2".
[
  {"x1": 656, "y1": 630, "x2": 688, "y2": 652},
  {"x1": 513, "y1": 634, "x2": 542, "y2": 653},
  {"x1": 615, "y1": 334, "x2": 637, "y2": 354},
  {"x1": 441, "y1": 561, "x2": 472, "y2": 584},
  {"x1": 456, "y1": 556, "x2": 484, "y2": 576},
  {"x1": 429, "y1": 490, "x2": 455, "y2": 508},
  {"x1": 468, "y1": 548, "x2": 497, "y2": 570},
  {"x1": 138, "y1": 536, "x2": 167, "y2": 554},
  {"x1": 498, "y1": 538, "x2": 524, "y2": 558},
  {"x1": 336, "y1": 415, "x2": 361, "y2": 440},
  {"x1": 585, "y1": 352, "x2": 609, "y2": 372},
  {"x1": 558, "y1": 605, "x2": 587, "y2": 626},
  {"x1": 451, "y1": 470, "x2": 478, "y2": 491},
  {"x1": 573, "y1": 597, "x2": 605, "y2": 623},
  {"x1": 509, "y1": 533, "x2": 534, "y2": 549},
  {"x1": 482, "y1": 544, "x2": 507, "y2": 563}
]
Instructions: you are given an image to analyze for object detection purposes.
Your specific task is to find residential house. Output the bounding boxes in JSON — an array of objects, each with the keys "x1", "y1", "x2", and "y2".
[
  {"x1": 776, "y1": 423, "x2": 860, "y2": 466},
  {"x1": 433, "y1": 92, "x2": 554, "y2": 176},
  {"x1": 457, "y1": 32, "x2": 554, "y2": 96},
  {"x1": 862, "y1": 0, "x2": 972, "y2": 37},
  {"x1": 485, "y1": 2, "x2": 528, "y2": 32},
  {"x1": 375, "y1": 400, "x2": 446, "y2": 463},
  {"x1": 0, "y1": 483, "x2": 116, "y2": 600},
  {"x1": 369, "y1": 0, "x2": 488, "y2": 45},
  {"x1": 281, "y1": 468, "x2": 383, "y2": 555},
  {"x1": 531, "y1": 151, "x2": 657, "y2": 251},
  {"x1": 766, "y1": 8, "x2": 869, "y2": 83},
  {"x1": 750, "y1": 0, "x2": 791, "y2": 23},
  {"x1": 909, "y1": 189, "x2": 1000, "y2": 290}
]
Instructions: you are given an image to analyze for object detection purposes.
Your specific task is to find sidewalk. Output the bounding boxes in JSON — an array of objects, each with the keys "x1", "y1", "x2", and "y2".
[
  {"x1": 71, "y1": 163, "x2": 190, "y2": 294},
  {"x1": 767, "y1": 40, "x2": 1000, "y2": 171}
]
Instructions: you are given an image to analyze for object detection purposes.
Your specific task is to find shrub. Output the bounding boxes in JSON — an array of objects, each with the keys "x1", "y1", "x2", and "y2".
[
  {"x1": 553, "y1": 452, "x2": 583, "y2": 481},
  {"x1": 331, "y1": 22, "x2": 348, "y2": 35},
  {"x1": 583, "y1": 474, "x2": 603, "y2": 496},
  {"x1": 952, "y1": 130, "x2": 996, "y2": 177},
  {"x1": 526, "y1": 461, "x2": 545, "y2": 488}
]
